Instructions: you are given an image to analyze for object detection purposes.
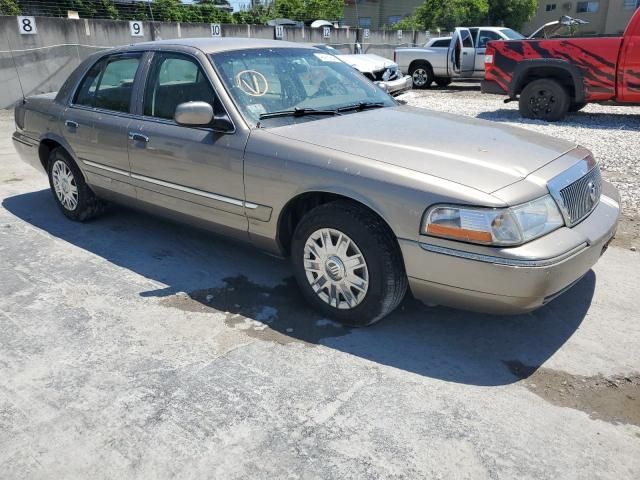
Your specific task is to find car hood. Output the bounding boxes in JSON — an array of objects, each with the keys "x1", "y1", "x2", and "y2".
[
  {"x1": 266, "y1": 106, "x2": 576, "y2": 194},
  {"x1": 338, "y1": 54, "x2": 396, "y2": 72}
]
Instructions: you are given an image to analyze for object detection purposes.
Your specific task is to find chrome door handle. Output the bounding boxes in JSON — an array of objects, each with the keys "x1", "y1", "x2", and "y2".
[
  {"x1": 65, "y1": 120, "x2": 78, "y2": 130},
  {"x1": 128, "y1": 132, "x2": 149, "y2": 143}
]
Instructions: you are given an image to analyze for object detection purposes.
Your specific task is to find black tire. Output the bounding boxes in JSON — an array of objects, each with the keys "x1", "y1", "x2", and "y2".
[
  {"x1": 291, "y1": 201, "x2": 408, "y2": 327},
  {"x1": 435, "y1": 77, "x2": 452, "y2": 88},
  {"x1": 518, "y1": 78, "x2": 570, "y2": 122},
  {"x1": 47, "y1": 147, "x2": 104, "y2": 222},
  {"x1": 569, "y1": 101, "x2": 587, "y2": 112},
  {"x1": 409, "y1": 61, "x2": 433, "y2": 89}
]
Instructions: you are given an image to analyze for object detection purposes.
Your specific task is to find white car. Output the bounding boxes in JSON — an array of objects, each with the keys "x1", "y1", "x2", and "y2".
[{"x1": 312, "y1": 44, "x2": 412, "y2": 96}]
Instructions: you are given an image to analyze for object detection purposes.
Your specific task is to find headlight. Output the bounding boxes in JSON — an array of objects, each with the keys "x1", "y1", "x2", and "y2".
[{"x1": 423, "y1": 195, "x2": 564, "y2": 246}]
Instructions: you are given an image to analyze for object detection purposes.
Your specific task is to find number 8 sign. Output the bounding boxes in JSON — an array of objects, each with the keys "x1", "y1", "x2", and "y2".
[
  {"x1": 129, "y1": 21, "x2": 144, "y2": 37},
  {"x1": 17, "y1": 16, "x2": 37, "y2": 35}
]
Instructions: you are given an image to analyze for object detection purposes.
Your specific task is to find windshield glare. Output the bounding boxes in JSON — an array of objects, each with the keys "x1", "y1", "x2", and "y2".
[
  {"x1": 500, "y1": 28, "x2": 524, "y2": 39},
  {"x1": 210, "y1": 48, "x2": 395, "y2": 126}
]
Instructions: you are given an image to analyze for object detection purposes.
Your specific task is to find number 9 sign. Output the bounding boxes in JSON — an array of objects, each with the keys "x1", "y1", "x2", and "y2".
[
  {"x1": 129, "y1": 21, "x2": 144, "y2": 37},
  {"x1": 17, "y1": 16, "x2": 37, "y2": 35}
]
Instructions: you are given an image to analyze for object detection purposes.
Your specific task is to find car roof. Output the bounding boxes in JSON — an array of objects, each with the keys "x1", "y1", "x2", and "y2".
[{"x1": 122, "y1": 37, "x2": 313, "y2": 54}]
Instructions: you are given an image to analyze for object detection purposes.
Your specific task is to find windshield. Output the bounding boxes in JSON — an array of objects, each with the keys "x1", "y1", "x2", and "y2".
[
  {"x1": 500, "y1": 28, "x2": 524, "y2": 39},
  {"x1": 210, "y1": 48, "x2": 395, "y2": 126}
]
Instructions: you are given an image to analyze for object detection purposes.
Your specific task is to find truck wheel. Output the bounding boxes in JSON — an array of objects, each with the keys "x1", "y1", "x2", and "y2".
[
  {"x1": 519, "y1": 79, "x2": 570, "y2": 122},
  {"x1": 569, "y1": 101, "x2": 587, "y2": 113},
  {"x1": 47, "y1": 147, "x2": 104, "y2": 222},
  {"x1": 410, "y1": 62, "x2": 433, "y2": 89},
  {"x1": 435, "y1": 78, "x2": 452, "y2": 88},
  {"x1": 291, "y1": 201, "x2": 408, "y2": 327}
]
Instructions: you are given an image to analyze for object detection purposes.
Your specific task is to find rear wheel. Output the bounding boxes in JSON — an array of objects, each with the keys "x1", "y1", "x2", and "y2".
[
  {"x1": 291, "y1": 201, "x2": 407, "y2": 327},
  {"x1": 519, "y1": 79, "x2": 570, "y2": 122},
  {"x1": 409, "y1": 62, "x2": 433, "y2": 89},
  {"x1": 47, "y1": 147, "x2": 104, "y2": 221}
]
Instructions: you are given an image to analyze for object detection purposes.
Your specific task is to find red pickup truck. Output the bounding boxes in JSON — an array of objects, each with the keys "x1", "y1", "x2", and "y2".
[{"x1": 482, "y1": 8, "x2": 640, "y2": 121}]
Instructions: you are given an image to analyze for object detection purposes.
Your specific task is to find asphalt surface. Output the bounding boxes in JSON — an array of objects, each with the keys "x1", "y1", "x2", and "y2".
[{"x1": 1, "y1": 108, "x2": 639, "y2": 479}]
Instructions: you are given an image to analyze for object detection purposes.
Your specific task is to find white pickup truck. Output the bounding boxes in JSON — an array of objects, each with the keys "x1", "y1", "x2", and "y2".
[{"x1": 394, "y1": 27, "x2": 524, "y2": 88}]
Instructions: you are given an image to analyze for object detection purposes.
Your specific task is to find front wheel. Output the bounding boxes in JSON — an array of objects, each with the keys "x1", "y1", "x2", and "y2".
[
  {"x1": 518, "y1": 78, "x2": 570, "y2": 122},
  {"x1": 291, "y1": 201, "x2": 408, "y2": 327},
  {"x1": 435, "y1": 77, "x2": 452, "y2": 88}
]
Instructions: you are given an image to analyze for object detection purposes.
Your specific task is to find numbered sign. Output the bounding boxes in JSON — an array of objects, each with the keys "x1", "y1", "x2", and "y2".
[
  {"x1": 275, "y1": 25, "x2": 284, "y2": 39},
  {"x1": 211, "y1": 23, "x2": 221, "y2": 37},
  {"x1": 17, "y1": 16, "x2": 37, "y2": 35},
  {"x1": 323, "y1": 26, "x2": 331, "y2": 39},
  {"x1": 363, "y1": 28, "x2": 370, "y2": 39},
  {"x1": 129, "y1": 21, "x2": 144, "y2": 37},
  {"x1": 397, "y1": 30, "x2": 403, "y2": 40}
]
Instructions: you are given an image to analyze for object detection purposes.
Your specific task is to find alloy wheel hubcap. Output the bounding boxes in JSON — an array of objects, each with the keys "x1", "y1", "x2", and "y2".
[
  {"x1": 413, "y1": 69, "x2": 428, "y2": 86},
  {"x1": 51, "y1": 160, "x2": 78, "y2": 211},
  {"x1": 303, "y1": 228, "x2": 369, "y2": 310}
]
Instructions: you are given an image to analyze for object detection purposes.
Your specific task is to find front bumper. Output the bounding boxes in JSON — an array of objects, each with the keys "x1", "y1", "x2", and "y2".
[
  {"x1": 376, "y1": 75, "x2": 412, "y2": 96},
  {"x1": 401, "y1": 183, "x2": 620, "y2": 314}
]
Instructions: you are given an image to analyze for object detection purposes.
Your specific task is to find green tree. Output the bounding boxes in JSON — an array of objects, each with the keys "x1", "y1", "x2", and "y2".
[
  {"x1": 272, "y1": 0, "x2": 343, "y2": 22},
  {"x1": 233, "y1": 5, "x2": 274, "y2": 24},
  {"x1": 397, "y1": 0, "x2": 488, "y2": 32},
  {"x1": 0, "y1": 0, "x2": 20, "y2": 15},
  {"x1": 487, "y1": 0, "x2": 537, "y2": 30}
]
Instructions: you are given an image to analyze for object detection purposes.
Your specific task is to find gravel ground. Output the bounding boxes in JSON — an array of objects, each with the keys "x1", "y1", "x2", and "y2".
[{"x1": 399, "y1": 84, "x2": 640, "y2": 249}]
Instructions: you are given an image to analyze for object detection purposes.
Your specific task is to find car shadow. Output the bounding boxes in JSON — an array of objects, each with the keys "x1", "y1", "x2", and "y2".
[
  {"x1": 3, "y1": 189, "x2": 596, "y2": 386},
  {"x1": 476, "y1": 108, "x2": 640, "y2": 131}
]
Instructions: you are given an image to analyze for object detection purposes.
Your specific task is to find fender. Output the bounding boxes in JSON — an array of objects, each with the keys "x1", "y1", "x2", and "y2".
[
  {"x1": 284, "y1": 184, "x2": 393, "y2": 229},
  {"x1": 510, "y1": 59, "x2": 585, "y2": 103}
]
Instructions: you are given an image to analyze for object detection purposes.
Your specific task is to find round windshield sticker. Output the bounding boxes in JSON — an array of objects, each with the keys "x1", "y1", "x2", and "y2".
[{"x1": 236, "y1": 70, "x2": 269, "y2": 97}]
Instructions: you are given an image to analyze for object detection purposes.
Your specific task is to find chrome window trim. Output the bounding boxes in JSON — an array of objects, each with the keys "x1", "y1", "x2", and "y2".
[
  {"x1": 547, "y1": 154, "x2": 599, "y2": 226},
  {"x1": 419, "y1": 242, "x2": 588, "y2": 267}
]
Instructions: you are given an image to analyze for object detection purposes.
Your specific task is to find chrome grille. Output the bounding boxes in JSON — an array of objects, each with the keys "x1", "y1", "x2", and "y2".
[{"x1": 559, "y1": 165, "x2": 601, "y2": 226}]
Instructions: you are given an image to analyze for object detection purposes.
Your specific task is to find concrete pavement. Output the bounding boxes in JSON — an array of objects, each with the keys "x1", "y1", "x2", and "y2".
[{"x1": 1, "y1": 110, "x2": 639, "y2": 479}]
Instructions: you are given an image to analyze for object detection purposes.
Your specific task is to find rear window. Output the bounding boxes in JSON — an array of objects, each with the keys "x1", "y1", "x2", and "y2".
[
  {"x1": 430, "y1": 39, "x2": 450, "y2": 48},
  {"x1": 74, "y1": 54, "x2": 141, "y2": 113}
]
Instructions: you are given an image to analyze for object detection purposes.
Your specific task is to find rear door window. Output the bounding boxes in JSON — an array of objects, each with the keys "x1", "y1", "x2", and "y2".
[{"x1": 74, "y1": 54, "x2": 141, "y2": 113}]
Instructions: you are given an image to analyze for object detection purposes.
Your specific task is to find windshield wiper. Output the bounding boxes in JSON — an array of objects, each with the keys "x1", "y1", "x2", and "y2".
[
  {"x1": 336, "y1": 102, "x2": 386, "y2": 113},
  {"x1": 259, "y1": 107, "x2": 341, "y2": 120}
]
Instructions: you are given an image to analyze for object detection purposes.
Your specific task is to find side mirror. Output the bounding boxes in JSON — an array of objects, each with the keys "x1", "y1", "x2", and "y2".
[{"x1": 174, "y1": 101, "x2": 213, "y2": 126}]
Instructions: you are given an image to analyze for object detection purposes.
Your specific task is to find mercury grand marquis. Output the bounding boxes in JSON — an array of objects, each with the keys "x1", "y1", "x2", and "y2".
[{"x1": 12, "y1": 38, "x2": 620, "y2": 326}]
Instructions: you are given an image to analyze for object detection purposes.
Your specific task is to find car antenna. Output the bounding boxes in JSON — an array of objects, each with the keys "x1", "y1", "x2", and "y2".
[{"x1": 4, "y1": 32, "x2": 26, "y2": 103}]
